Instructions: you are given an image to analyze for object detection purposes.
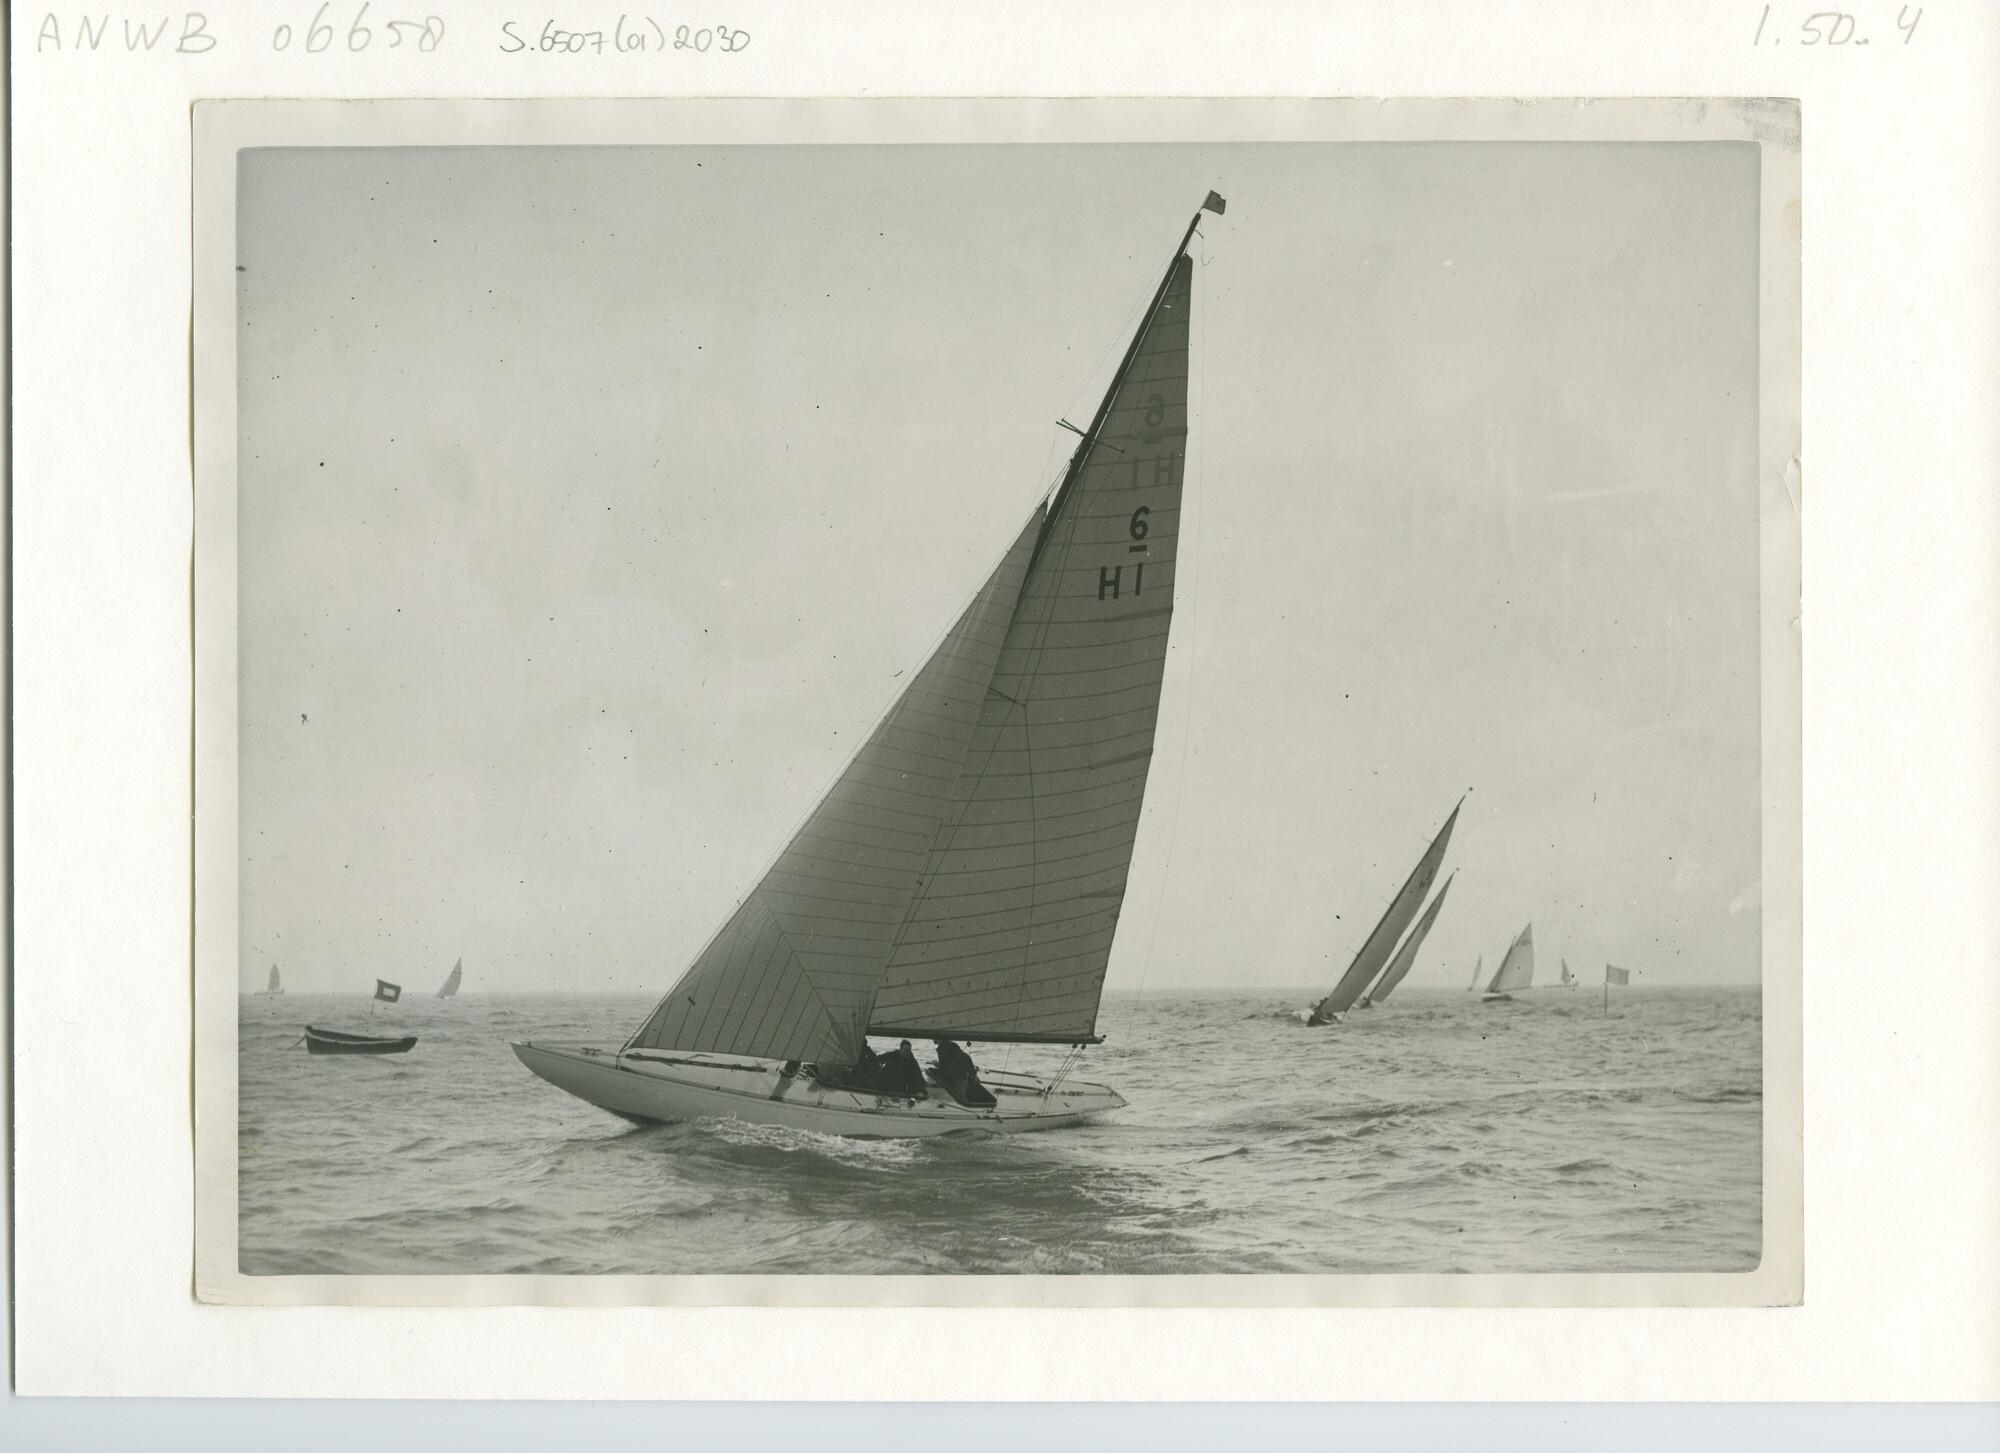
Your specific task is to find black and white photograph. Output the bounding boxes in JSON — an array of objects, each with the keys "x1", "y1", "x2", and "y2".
[{"x1": 197, "y1": 100, "x2": 1800, "y2": 1297}]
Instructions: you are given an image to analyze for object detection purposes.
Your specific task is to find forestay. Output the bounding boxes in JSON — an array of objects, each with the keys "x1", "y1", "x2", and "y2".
[{"x1": 624, "y1": 516, "x2": 1042, "y2": 1067}]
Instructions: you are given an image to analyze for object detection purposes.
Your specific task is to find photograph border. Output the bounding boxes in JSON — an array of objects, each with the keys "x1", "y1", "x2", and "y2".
[{"x1": 191, "y1": 95, "x2": 1802, "y2": 1309}]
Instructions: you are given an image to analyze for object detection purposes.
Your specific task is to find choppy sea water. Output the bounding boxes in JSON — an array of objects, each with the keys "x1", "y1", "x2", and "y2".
[{"x1": 238, "y1": 988, "x2": 1760, "y2": 1275}]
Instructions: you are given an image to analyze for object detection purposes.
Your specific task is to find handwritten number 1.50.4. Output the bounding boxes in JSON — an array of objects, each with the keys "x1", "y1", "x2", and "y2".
[
  {"x1": 1752, "y1": 6, "x2": 1921, "y2": 44},
  {"x1": 273, "y1": 4, "x2": 446, "y2": 51}
]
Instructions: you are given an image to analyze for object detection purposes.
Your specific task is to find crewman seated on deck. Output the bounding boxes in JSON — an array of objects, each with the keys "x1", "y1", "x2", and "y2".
[
  {"x1": 881, "y1": 1040, "x2": 926, "y2": 1097},
  {"x1": 933, "y1": 1038, "x2": 997, "y2": 1108}
]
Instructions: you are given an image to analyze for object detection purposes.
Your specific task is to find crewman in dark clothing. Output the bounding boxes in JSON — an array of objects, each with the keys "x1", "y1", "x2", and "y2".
[
  {"x1": 882, "y1": 1040, "x2": 926, "y2": 1097},
  {"x1": 933, "y1": 1038, "x2": 997, "y2": 1108},
  {"x1": 842, "y1": 1042, "x2": 884, "y2": 1092}
]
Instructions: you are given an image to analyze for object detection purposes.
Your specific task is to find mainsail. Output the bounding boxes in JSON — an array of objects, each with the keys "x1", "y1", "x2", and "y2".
[
  {"x1": 436, "y1": 958, "x2": 463, "y2": 999},
  {"x1": 1307, "y1": 803, "x2": 1460, "y2": 1025},
  {"x1": 868, "y1": 255, "x2": 1196, "y2": 1045},
  {"x1": 1361, "y1": 874, "x2": 1453, "y2": 1007},
  {"x1": 1559, "y1": 957, "x2": 1574, "y2": 987},
  {"x1": 1485, "y1": 923, "x2": 1535, "y2": 992},
  {"x1": 266, "y1": 964, "x2": 282, "y2": 993},
  {"x1": 625, "y1": 203, "x2": 1217, "y2": 1066},
  {"x1": 1468, "y1": 954, "x2": 1482, "y2": 990}
]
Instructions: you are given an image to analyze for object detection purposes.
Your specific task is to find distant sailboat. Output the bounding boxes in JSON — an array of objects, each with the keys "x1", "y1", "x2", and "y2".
[
  {"x1": 436, "y1": 958, "x2": 463, "y2": 999},
  {"x1": 1559, "y1": 957, "x2": 1577, "y2": 989},
  {"x1": 1467, "y1": 954, "x2": 1483, "y2": 991},
  {"x1": 1305, "y1": 803, "x2": 1460, "y2": 1025},
  {"x1": 257, "y1": 964, "x2": 284, "y2": 996},
  {"x1": 1357, "y1": 873, "x2": 1453, "y2": 1009},
  {"x1": 513, "y1": 194, "x2": 1228, "y2": 1136},
  {"x1": 1480, "y1": 924, "x2": 1535, "y2": 1001}
]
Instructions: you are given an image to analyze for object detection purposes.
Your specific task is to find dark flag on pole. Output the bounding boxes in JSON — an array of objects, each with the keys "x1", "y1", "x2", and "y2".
[
  {"x1": 375, "y1": 979, "x2": 402, "y2": 1003},
  {"x1": 1202, "y1": 191, "x2": 1227, "y2": 215},
  {"x1": 1604, "y1": 965, "x2": 1630, "y2": 986}
]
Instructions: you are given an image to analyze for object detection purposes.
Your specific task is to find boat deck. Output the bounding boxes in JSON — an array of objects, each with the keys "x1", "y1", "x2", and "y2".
[{"x1": 513, "y1": 1041, "x2": 1124, "y2": 1137}]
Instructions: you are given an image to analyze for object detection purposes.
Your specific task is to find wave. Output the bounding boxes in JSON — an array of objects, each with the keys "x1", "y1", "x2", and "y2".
[
  {"x1": 1676, "y1": 1085, "x2": 1761, "y2": 1104},
  {"x1": 697, "y1": 1115, "x2": 924, "y2": 1166}
]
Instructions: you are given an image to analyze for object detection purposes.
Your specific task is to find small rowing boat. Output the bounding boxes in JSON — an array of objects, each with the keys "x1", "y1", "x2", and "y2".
[{"x1": 303, "y1": 1025, "x2": 417, "y2": 1056}]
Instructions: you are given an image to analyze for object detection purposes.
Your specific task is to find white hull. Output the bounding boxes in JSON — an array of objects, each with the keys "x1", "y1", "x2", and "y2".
[{"x1": 513, "y1": 1041, "x2": 1125, "y2": 1138}]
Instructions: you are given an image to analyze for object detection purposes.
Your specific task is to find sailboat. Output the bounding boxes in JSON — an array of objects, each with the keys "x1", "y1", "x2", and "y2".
[
  {"x1": 1304, "y1": 804, "x2": 1459, "y2": 1025},
  {"x1": 1480, "y1": 923, "x2": 1535, "y2": 1001},
  {"x1": 1558, "y1": 957, "x2": 1577, "y2": 989},
  {"x1": 1357, "y1": 873, "x2": 1453, "y2": 1009},
  {"x1": 436, "y1": 958, "x2": 463, "y2": 999},
  {"x1": 257, "y1": 964, "x2": 284, "y2": 996},
  {"x1": 513, "y1": 194, "x2": 1227, "y2": 1136},
  {"x1": 1467, "y1": 954, "x2": 1482, "y2": 991}
]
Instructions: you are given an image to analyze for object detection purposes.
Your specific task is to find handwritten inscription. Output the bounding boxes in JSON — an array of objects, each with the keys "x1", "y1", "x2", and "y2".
[
  {"x1": 36, "y1": 12, "x2": 216, "y2": 50},
  {"x1": 1751, "y1": 5, "x2": 1922, "y2": 44},
  {"x1": 30, "y1": 8, "x2": 754, "y2": 54},
  {"x1": 497, "y1": 17, "x2": 750, "y2": 52},
  {"x1": 32, "y1": 7, "x2": 444, "y2": 51},
  {"x1": 271, "y1": 5, "x2": 444, "y2": 51}
]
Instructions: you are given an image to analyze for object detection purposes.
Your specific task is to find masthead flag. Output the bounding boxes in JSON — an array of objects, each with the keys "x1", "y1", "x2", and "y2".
[
  {"x1": 1604, "y1": 965, "x2": 1630, "y2": 986},
  {"x1": 1202, "y1": 191, "x2": 1227, "y2": 215},
  {"x1": 375, "y1": 979, "x2": 402, "y2": 1003}
]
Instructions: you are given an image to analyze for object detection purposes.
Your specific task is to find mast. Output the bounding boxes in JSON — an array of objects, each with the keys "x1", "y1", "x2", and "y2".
[{"x1": 1030, "y1": 204, "x2": 1214, "y2": 572}]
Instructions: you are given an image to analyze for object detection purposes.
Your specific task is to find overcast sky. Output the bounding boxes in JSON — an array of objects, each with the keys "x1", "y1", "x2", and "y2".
[{"x1": 237, "y1": 140, "x2": 1761, "y2": 997}]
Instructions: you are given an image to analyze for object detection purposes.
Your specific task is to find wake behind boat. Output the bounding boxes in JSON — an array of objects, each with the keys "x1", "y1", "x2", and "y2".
[{"x1": 514, "y1": 193, "x2": 1229, "y2": 1136}]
